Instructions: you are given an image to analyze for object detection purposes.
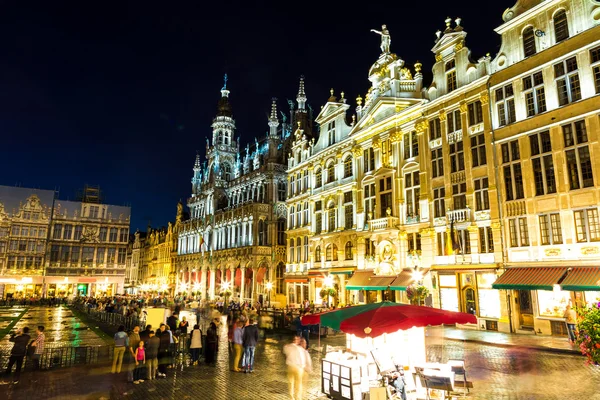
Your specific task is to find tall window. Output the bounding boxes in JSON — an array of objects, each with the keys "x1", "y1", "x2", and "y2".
[
  {"x1": 303, "y1": 202, "x2": 309, "y2": 226},
  {"x1": 315, "y1": 246, "x2": 321, "y2": 262},
  {"x1": 53, "y1": 224, "x2": 62, "y2": 239},
  {"x1": 345, "y1": 242, "x2": 353, "y2": 260},
  {"x1": 328, "y1": 203, "x2": 336, "y2": 232},
  {"x1": 258, "y1": 220, "x2": 265, "y2": 245},
  {"x1": 364, "y1": 183, "x2": 376, "y2": 220},
  {"x1": 407, "y1": 232, "x2": 421, "y2": 253},
  {"x1": 433, "y1": 187, "x2": 446, "y2": 218},
  {"x1": 539, "y1": 213, "x2": 563, "y2": 245},
  {"x1": 315, "y1": 201, "x2": 322, "y2": 234},
  {"x1": 326, "y1": 161, "x2": 335, "y2": 184},
  {"x1": 276, "y1": 263, "x2": 285, "y2": 294},
  {"x1": 303, "y1": 171, "x2": 308, "y2": 192},
  {"x1": 431, "y1": 148, "x2": 444, "y2": 178},
  {"x1": 479, "y1": 226, "x2": 494, "y2": 253},
  {"x1": 365, "y1": 238, "x2": 375, "y2": 257},
  {"x1": 508, "y1": 217, "x2": 530, "y2": 247},
  {"x1": 296, "y1": 173, "x2": 301, "y2": 194},
  {"x1": 315, "y1": 168, "x2": 322, "y2": 188},
  {"x1": 297, "y1": 204, "x2": 302, "y2": 227},
  {"x1": 344, "y1": 192, "x2": 353, "y2": 229},
  {"x1": 223, "y1": 163, "x2": 232, "y2": 181},
  {"x1": 452, "y1": 182, "x2": 467, "y2": 210},
  {"x1": 303, "y1": 237, "x2": 308, "y2": 262},
  {"x1": 89, "y1": 206, "x2": 99, "y2": 218},
  {"x1": 119, "y1": 228, "x2": 129, "y2": 242},
  {"x1": 343, "y1": 156, "x2": 353, "y2": 178},
  {"x1": 327, "y1": 121, "x2": 336, "y2": 145},
  {"x1": 523, "y1": 26, "x2": 537, "y2": 57},
  {"x1": 74, "y1": 226, "x2": 83, "y2": 241},
  {"x1": 364, "y1": 148, "x2": 375, "y2": 173},
  {"x1": 574, "y1": 208, "x2": 600, "y2": 243},
  {"x1": 437, "y1": 232, "x2": 448, "y2": 256},
  {"x1": 403, "y1": 131, "x2": 419, "y2": 160},
  {"x1": 379, "y1": 177, "x2": 393, "y2": 217},
  {"x1": 381, "y1": 139, "x2": 392, "y2": 167},
  {"x1": 63, "y1": 225, "x2": 72, "y2": 240},
  {"x1": 467, "y1": 101, "x2": 483, "y2": 126},
  {"x1": 296, "y1": 237, "x2": 301, "y2": 263},
  {"x1": 553, "y1": 10, "x2": 569, "y2": 43},
  {"x1": 277, "y1": 218, "x2": 286, "y2": 245},
  {"x1": 471, "y1": 133, "x2": 487, "y2": 167},
  {"x1": 502, "y1": 140, "x2": 524, "y2": 201},
  {"x1": 449, "y1": 139, "x2": 465, "y2": 173},
  {"x1": 429, "y1": 118, "x2": 442, "y2": 141},
  {"x1": 523, "y1": 71, "x2": 546, "y2": 117},
  {"x1": 529, "y1": 131, "x2": 556, "y2": 196},
  {"x1": 495, "y1": 84, "x2": 516, "y2": 126},
  {"x1": 289, "y1": 206, "x2": 295, "y2": 229},
  {"x1": 563, "y1": 120, "x2": 594, "y2": 189},
  {"x1": 555, "y1": 56, "x2": 581, "y2": 106},
  {"x1": 591, "y1": 46, "x2": 600, "y2": 94},
  {"x1": 456, "y1": 230, "x2": 471, "y2": 254},
  {"x1": 405, "y1": 171, "x2": 420, "y2": 220},
  {"x1": 446, "y1": 59, "x2": 457, "y2": 92},
  {"x1": 278, "y1": 181, "x2": 286, "y2": 201},
  {"x1": 474, "y1": 178, "x2": 489, "y2": 211},
  {"x1": 447, "y1": 109, "x2": 461, "y2": 135}
]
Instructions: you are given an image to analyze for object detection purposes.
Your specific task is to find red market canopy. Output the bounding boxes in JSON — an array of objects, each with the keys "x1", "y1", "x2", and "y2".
[
  {"x1": 301, "y1": 302, "x2": 388, "y2": 330},
  {"x1": 339, "y1": 302, "x2": 477, "y2": 338}
]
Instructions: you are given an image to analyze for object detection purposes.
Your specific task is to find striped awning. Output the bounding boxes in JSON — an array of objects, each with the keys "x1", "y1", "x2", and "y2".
[
  {"x1": 390, "y1": 269, "x2": 430, "y2": 291},
  {"x1": 561, "y1": 267, "x2": 600, "y2": 291},
  {"x1": 492, "y1": 267, "x2": 569, "y2": 291},
  {"x1": 367, "y1": 276, "x2": 396, "y2": 289}
]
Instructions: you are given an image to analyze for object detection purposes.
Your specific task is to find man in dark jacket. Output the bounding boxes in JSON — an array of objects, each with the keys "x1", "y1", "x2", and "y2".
[
  {"x1": 145, "y1": 331, "x2": 160, "y2": 380},
  {"x1": 4, "y1": 327, "x2": 31, "y2": 384},
  {"x1": 156, "y1": 324, "x2": 171, "y2": 377},
  {"x1": 241, "y1": 318, "x2": 259, "y2": 373},
  {"x1": 139, "y1": 324, "x2": 152, "y2": 344}
]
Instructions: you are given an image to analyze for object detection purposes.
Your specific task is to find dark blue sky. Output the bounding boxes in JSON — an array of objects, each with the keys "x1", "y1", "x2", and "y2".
[{"x1": 0, "y1": 0, "x2": 509, "y2": 231}]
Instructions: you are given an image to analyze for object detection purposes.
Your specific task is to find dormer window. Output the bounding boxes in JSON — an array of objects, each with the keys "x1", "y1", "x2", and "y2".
[
  {"x1": 523, "y1": 27, "x2": 536, "y2": 57},
  {"x1": 445, "y1": 59, "x2": 457, "y2": 92},
  {"x1": 327, "y1": 121, "x2": 336, "y2": 146},
  {"x1": 554, "y1": 10, "x2": 569, "y2": 43}
]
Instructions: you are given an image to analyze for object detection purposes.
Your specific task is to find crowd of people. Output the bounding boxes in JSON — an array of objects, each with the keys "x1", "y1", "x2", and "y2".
[{"x1": 2, "y1": 325, "x2": 46, "y2": 385}]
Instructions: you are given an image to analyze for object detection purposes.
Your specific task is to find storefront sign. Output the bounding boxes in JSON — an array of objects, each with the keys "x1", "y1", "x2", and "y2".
[
  {"x1": 544, "y1": 248, "x2": 561, "y2": 257},
  {"x1": 78, "y1": 278, "x2": 97, "y2": 283},
  {"x1": 581, "y1": 247, "x2": 599, "y2": 256}
]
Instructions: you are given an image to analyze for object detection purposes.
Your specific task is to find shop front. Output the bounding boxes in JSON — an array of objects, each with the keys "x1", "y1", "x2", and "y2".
[
  {"x1": 285, "y1": 278, "x2": 309, "y2": 307},
  {"x1": 345, "y1": 269, "x2": 417, "y2": 305},
  {"x1": 434, "y1": 268, "x2": 503, "y2": 332}
]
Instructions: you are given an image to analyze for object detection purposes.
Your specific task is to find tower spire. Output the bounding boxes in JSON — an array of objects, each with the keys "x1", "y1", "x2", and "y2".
[
  {"x1": 296, "y1": 75, "x2": 307, "y2": 112},
  {"x1": 268, "y1": 98, "x2": 279, "y2": 137},
  {"x1": 194, "y1": 151, "x2": 201, "y2": 169}
]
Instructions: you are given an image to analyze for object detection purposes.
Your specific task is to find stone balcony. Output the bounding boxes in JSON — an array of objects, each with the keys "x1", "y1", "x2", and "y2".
[
  {"x1": 369, "y1": 216, "x2": 400, "y2": 231},
  {"x1": 446, "y1": 208, "x2": 471, "y2": 223},
  {"x1": 447, "y1": 129, "x2": 463, "y2": 144}
]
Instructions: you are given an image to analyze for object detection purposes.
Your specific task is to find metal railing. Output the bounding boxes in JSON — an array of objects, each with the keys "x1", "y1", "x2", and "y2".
[
  {"x1": 72, "y1": 303, "x2": 146, "y2": 331},
  {"x1": 0, "y1": 343, "x2": 113, "y2": 371}
]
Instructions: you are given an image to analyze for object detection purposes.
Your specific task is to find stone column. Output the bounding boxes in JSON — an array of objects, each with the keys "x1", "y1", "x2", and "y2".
[
  {"x1": 240, "y1": 267, "x2": 246, "y2": 301},
  {"x1": 209, "y1": 268, "x2": 216, "y2": 299},
  {"x1": 200, "y1": 266, "x2": 207, "y2": 300},
  {"x1": 248, "y1": 220, "x2": 253, "y2": 245}
]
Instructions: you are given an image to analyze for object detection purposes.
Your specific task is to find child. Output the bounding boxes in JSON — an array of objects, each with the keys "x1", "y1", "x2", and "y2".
[{"x1": 134, "y1": 340, "x2": 146, "y2": 384}]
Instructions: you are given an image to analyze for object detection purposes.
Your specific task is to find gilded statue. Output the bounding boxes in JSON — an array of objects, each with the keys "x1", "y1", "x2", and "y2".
[{"x1": 371, "y1": 24, "x2": 391, "y2": 54}]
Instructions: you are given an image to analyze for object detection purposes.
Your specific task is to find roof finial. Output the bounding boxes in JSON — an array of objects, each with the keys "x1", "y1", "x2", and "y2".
[
  {"x1": 455, "y1": 17, "x2": 462, "y2": 31},
  {"x1": 444, "y1": 17, "x2": 453, "y2": 33},
  {"x1": 356, "y1": 94, "x2": 363, "y2": 107},
  {"x1": 222, "y1": 73, "x2": 228, "y2": 90},
  {"x1": 328, "y1": 88, "x2": 337, "y2": 102},
  {"x1": 296, "y1": 75, "x2": 307, "y2": 111},
  {"x1": 194, "y1": 151, "x2": 201, "y2": 168},
  {"x1": 270, "y1": 98, "x2": 278, "y2": 121}
]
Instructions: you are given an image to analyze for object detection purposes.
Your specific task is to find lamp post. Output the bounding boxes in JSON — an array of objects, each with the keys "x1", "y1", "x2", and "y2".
[
  {"x1": 265, "y1": 281, "x2": 273, "y2": 309},
  {"x1": 323, "y1": 275, "x2": 334, "y2": 307}
]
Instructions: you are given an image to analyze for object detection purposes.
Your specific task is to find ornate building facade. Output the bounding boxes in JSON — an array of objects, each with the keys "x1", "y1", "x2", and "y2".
[
  {"x1": 488, "y1": 0, "x2": 600, "y2": 335},
  {"x1": 285, "y1": 0, "x2": 600, "y2": 336},
  {"x1": 175, "y1": 79, "x2": 303, "y2": 304}
]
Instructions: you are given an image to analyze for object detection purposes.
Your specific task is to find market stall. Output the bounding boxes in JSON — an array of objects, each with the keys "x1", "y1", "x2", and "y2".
[{"x1": 302, "y1": 301, "x2": 477, "y2": 400}]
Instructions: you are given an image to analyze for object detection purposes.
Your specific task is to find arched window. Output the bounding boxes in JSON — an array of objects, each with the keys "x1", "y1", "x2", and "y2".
[
  {"x1": 258, "y1": 220, "x2": 265, "y2": 245},
  {"x1": 296, "y1": 237, "x2": 302, "y2": 263},
  {"x1": 289, "y1": 239, "x2": 295, "y2": 263},
  {"x1": 217, "y1": 131, "x2": 223, "y2": 145},
  {"x1": 277, "y1": 218, "x2": 286, "y2": 245},
  {"x1": 328, "y1": 203, "x2": 336, "y2": 232},
  {"x1": 303, "y1": 201, "x2": 309, "y2": 226},
  {"x1": 278, "y1": 181, "x2": 286, "y2": 201},
  {"x1": 223, "y1": 163, "x2": 232, "y2": 181},
  {"x1": 325, "y1": 244, "x2": 332, "y2": 261},
  {"x1": 276, "y1": 262, "x2": 285, "y2": 294},
  {"x1": 315, "y1": 168, "x2": 322, "y2": 188},
  {"x1": 289, "y1": 206, "x2": 295, "y2": 229},
  {"x1": 327, "y1": 162, "x2": 335, "y2": 183},
  {"x1": 345, "y1": 241, "x2": 353, "y2": 260},
  {"x1": 315, "y1": 246, "x2": 321, "y2": 262},
  {"x1": 445, "y1": 59, "x2": 457, "y2": 92},
  {"x1": 344, "y1": 156, "x2": 353, "y2": 178},
  {"x1": 523, "y1": 26, "x2": 536, "y2": 57},
  {"x1": 332, "y1": 244, "x2": 338, "y2": 261},
  {"x1": 304, "y1": 236, "x2": 309, "y2": 262},
  {"x1": 554, "y1": 10, "x2": 569, "y2": 43}
]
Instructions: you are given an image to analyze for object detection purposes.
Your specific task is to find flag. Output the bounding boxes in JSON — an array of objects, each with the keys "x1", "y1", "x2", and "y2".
[{"x1": 451, "y1": 219, "x2": 461, "y2": 253}]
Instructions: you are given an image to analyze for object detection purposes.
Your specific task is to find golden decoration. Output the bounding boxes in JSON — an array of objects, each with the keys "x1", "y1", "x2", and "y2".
[
  {"x1": 454, "y1": 41, "x2": 464, "y2": 51},
  {"x1": 372, "y1": 137, "x2": 381, "y2": 149},
  {"x1": 414, "y1": 61, "x2": 422, "y2": 73},
  {"x1": 435, "y1": 53, "x2": 443, "y2": 62},
  {"x1": 439, "y1": 110, "x2": 447, "y2": 121},
  {"x1": 415, "y1": 120, "x2": 427, "y2": 134},
  {"x1": 480, "y1": 91, "x2": 489, "y2": 105},
  {"x1": 582, "y1": 247, "x2": 600, "y2": 255},
  {"x1": 352, "y1": 146, "x2": 363, "y2": 158},
  {"x1": 459, "y1": 102, "x2": 468, "y2": 114},
  {"x1": 390, "y1": 130, "x2": 402, "y2": 143},
  {"x1": 545, "y1": 248, "x2": 561, "y2": 257},
  {"x1": 356, "y1": 95, "x2": 363, "y2": 106},
  {"x1": 400, "y1": 67, "x2": 413, "y2": 80}
]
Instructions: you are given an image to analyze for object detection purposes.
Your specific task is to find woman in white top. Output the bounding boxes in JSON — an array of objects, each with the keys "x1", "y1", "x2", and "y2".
[{"x1": 189, "y1": 324, "x2": 203, "y2": 365}]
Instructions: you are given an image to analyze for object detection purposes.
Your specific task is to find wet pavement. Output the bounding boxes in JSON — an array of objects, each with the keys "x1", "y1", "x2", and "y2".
[
  {"x1": 1, "y1": 306, "x2": 104, "y2": 347},
  {"x1": 0, "y1": 313, "x2": 599, "y2": 400}
]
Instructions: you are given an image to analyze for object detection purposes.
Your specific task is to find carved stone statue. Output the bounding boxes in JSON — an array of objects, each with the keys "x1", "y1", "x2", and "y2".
[{"x1": 371, "y1": 24, "x2": 391, "y2": 54}]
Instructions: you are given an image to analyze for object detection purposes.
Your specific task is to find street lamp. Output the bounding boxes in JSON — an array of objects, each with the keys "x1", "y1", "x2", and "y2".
[
  {"x1": 265, "y1": 281, "x2": 273, "y2": 309},
  {"x1": 221, "y1": 281, "x2": 231, "y2": 310}
]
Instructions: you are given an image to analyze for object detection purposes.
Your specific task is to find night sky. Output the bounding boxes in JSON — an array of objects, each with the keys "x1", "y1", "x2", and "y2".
[{"x1": 0, "y1": 0, "x2": 510, "y2": 231}]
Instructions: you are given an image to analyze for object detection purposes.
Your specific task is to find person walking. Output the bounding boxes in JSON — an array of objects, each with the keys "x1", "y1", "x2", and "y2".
[
  {"x1": 30, "y1": 325, "x2": 45, "y2": 373},
  {"x1": 127, "y1": 326, "x2": 141, "y2": 383},
  {"x1": 189, "y1": 324, "x2": 202, "y2": 365},
  {"x1": 283, "y1": 336, "x2": 306, "y2": 400},
  {"x1": 242, "y1": 318, "x2": 259, "y2": 373},
  {"x1": 133, "y1": 340, "x2": 146, "y2": 384},
  {"x1": 112, "y1": 325, "x2": 129, "y2": 374},
  {"x1": 145, "y1": 331, "x2": 160, "y2": 380},
  {"x1": 156, "y1": 324, "x2": 170, "y2": 377},
  {"x1": 231, "y1": 320, "x2": 243, "y2": 372},
  {"x1": 204, "y1": 322, "x2": 218, "y2": 365},
  {"x1": 179, "y1": 316, "x2": 189, "y2": 336},
  {"x1": 564, "y1": 304, "x2": 578, "y2": 344},
  {"x1": 3, "y1": 327, "x2": 31, "y2": 384}
]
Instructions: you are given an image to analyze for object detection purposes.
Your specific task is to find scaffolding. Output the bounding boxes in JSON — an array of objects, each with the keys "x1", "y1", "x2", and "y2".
[{"x1": 76, "y1": 185, "x2": 103, "y2": 204}]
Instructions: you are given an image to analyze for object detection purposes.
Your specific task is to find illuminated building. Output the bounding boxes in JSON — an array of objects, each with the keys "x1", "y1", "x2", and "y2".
[{"x1": 175, "y1": 77, "x2": 300, "y2": 303}]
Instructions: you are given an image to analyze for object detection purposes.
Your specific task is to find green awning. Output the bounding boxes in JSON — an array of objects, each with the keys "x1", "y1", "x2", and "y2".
[
  {"x1": 389, "y1": 269, "x2": 430, "y2": 291},
  {"x1": 492, "y1": 266, "x2": 569, "y2": 291},
  {"x1": 561, "y1": 267, "x2": 600, "y2": 291}
]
